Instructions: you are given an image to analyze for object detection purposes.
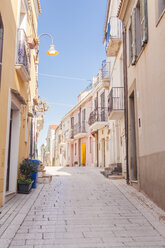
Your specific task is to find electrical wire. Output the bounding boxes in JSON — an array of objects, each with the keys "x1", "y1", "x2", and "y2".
[{"x1": 39, "y1": 73, "x2": 88, "y2": 81}]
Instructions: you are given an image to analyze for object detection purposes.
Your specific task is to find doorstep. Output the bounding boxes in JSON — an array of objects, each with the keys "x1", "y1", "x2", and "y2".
[
  {"x1": 108, "y1": 175, "x2": 124, "y2": 180},
  {"x1": 5, "y1": 192, "x2": 16, "y2": 203}
]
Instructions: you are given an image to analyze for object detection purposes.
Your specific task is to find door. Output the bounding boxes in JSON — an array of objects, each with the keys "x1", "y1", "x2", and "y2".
[
  {"x1": 82, "y1": 109, "x2": 86, "y2": 132},
  {"x1": 129, "y1": 91, "x2": 137, "y2": 180},
  {"x1": 81, "y1": 143, "x2": 86, "y2": 166},
  {"x1": 5, "y1": 103, "x2": 20, "y2": 194},
  {"x1": 102, "y1": 139, "x2": 105, "y2": 167},
  {"x1": 6, "y1": 109, "x2": 13, "y2": 192}
]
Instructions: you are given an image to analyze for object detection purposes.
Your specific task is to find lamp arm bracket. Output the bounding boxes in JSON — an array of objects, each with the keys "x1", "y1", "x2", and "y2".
[{"x1": 38, "y1": 33, "x2": 54, "y2": 45}]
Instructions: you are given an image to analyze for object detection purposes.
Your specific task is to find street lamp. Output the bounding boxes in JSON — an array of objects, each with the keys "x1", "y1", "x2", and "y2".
[{"x1": 38, "y1": 33, "x2": 59, "y2": 56}]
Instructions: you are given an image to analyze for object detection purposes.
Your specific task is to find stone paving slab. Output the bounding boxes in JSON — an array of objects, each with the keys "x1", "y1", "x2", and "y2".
[{"x1": 0, "y1": 166, "x2": 165, "y2": 248}]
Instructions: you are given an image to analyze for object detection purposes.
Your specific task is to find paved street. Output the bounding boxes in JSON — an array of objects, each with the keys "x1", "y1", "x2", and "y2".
[{"x1": 0, "y1": 167, "x2": 165, "y2": 248}]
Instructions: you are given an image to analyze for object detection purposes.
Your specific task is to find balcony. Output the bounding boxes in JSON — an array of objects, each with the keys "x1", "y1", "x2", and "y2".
[
  {"x1": 101, "y1": 60, "x2": 110, "y2": 86},
  {"x1": 15, "y1": 29, "x2": 31, "y2": 82},
  {"x1": 106, "y1": 18, "x2": 122, "y2": 57},
  {"x1": 88, "y1": 107, "x2": 108, "y2": 130},
  {"x1": 73, "y1": 122, "x2": 87, "y2": 139},
  {"x1": 93, "y1": 70, "x2": 110, "y2": 90},
  {"x1": 108, "y1": 87, "x2": 124, "y2": 120}
]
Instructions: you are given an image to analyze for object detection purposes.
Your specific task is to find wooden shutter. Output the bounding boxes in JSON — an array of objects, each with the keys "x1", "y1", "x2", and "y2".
[
  {"x1": 94, "y1": 97, "x2": 98, "y2": 110},
  {"x1": 131, "y1": 8, "x2": 137, "y2": 65},
  {"x1": 140, "y1": 0, "x2": 148, "y2": 46},
  {"x1": 83, "y1": 109, "x2": 86, "y2": 121}
]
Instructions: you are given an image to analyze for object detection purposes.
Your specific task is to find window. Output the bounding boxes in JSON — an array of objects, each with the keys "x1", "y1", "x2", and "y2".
[
  {"x1": 34, "y1": 0, "x2": 39, "y2": 18},
  {"x1": 129, "y1": 0, "x2": 148, "y2": 65},
  {"x1": 106, "y1": 139, "x2": 109, "y2": 151},
  {"x1": 100, "y1": 91, "x2": 105, "y2": 121},
  {"x1": 157, "y1": 0, "x2": 165, "y2": 20},
  {"x1": 89, "y1": 137, "x2": 92, "y2": 153},
  {"x1": 82, "y1": 109, "x2": 86, "y2": 132},
  {"x1": 94, "y1": 97, "x2": 98, "y2": 110},
  {"x1": 25, "y1": 115, "x2": 29, "y2": 142},
  {"x1": 19, "y1": 0, "x2": 27, "y2": 30},
  {"x1": 75, "y1": 143, "x2": 77, "y2": 156},
  {"x1": 0, "y1": 14, "x2": 4, "y2": 87},
  {"x1": 71, "y1": 117, "x2": 74, "y2": 138},
  {"x1": 120, "y1": 57, "x2": 123, "y2": 86}
]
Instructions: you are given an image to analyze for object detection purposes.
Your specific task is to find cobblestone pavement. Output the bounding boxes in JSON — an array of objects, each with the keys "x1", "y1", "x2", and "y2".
[{"x1": 0, "y1": 167, "x2": 165, "y2": 248}]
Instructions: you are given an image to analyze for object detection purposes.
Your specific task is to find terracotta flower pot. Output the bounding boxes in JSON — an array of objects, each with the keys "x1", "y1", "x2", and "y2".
[{"x1": 27, "y1": 37, "x2": 37, "y2": 49}]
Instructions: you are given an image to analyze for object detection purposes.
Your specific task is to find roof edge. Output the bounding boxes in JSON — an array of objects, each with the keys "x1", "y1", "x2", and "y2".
[{"x1": 102, "y1": 0, "x2": 111, "y2": 44}]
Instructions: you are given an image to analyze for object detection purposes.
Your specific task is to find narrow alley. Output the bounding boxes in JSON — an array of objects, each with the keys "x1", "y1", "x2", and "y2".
[{"x1": 0, "y1": 167, "x2": 165, "y2": 248}]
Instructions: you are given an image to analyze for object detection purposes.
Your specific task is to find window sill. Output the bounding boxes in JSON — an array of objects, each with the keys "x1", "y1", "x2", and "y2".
[{"x1": 156, "y1": 9, "x2": 165, "y2": 27}]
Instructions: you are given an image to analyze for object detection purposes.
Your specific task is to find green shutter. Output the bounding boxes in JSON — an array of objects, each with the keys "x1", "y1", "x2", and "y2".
[
  {"x1": 131, "y1": 8, "x2": 137, "y2": 65},
  {"x1": 140, "y1": 0, "x2": 148, "y2": 46}
]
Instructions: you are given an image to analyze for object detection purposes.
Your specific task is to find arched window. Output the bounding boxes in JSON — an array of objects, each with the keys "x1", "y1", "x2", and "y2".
[{"x1": 0, "y1": 14, "x2": 4, "y2": 86}]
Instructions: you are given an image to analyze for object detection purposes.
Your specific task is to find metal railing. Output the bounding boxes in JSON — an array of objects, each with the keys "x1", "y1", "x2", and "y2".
[
  {"x1": 101, "y1": 60, "x2": 111, "y2": 80},
  {"x1": 73, "y1": 121, "x2": 86, "y2": 136},
  {"x1": 108, "y1": 87, "x2": 124, "y2": 115},
  {"x1": 106, "y1": 17, "x2": 122, "y2": 49},
  {"x1": 16, "y1": 28, "x2": 30, "y2": 75},
  {"x1": 88, "y1": 107, "x2": 108, "y2": 126}
]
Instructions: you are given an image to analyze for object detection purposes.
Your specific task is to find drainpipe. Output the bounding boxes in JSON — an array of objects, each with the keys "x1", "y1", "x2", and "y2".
[
  {"x1": 97, "y1": 131, "x2": 99, "y2": 167},
  {"x1": 96, "y1": 92, "x2": 99, "y2": 167},
  {"x1": 123, "y1": 25, "x2": 129, "y2": 184}
]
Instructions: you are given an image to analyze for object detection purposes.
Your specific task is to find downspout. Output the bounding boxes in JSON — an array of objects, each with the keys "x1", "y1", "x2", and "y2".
[
  {"x1": 96, "y1": 92, "x2": 99, "y2": 167},
  {"x1": 123, "y1": 25, "x2": 129, "y2": 184},
  {"x1": 97, "y1": 131, "x2": 99, "y2": 167}
]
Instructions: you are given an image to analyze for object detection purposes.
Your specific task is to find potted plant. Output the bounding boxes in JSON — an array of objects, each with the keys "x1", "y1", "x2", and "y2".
[
  {"x1": 17, "y1": 159, "x2": 34, "y2": 194},
  {"x1": 27, "y1": 37, "x2": 39, "y2": 49},
  {"x1": 74, "y1": 161, "x2": 78, "y2": 166}
]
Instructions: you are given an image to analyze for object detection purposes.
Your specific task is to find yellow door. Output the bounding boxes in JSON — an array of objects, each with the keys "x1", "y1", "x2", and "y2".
[{"x1": 81, "y1": 143, "x2": 86, "y2": 165}]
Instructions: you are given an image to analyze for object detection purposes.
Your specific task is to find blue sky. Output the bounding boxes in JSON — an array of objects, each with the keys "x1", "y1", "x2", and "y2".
[{"x1": 38, "y1": 0, "x2": 107, "y2": 148}]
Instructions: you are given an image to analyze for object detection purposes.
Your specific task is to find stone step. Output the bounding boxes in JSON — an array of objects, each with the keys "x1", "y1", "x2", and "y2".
[
  {"x1": 37, "y1": 175, "x2": 52, "y2": 184},
  {"x1": 108, "y1": 175, "x2": 124, "y2": 180}
]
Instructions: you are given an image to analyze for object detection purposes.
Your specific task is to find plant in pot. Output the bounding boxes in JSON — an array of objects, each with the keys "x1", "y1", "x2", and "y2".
[
  {"x1": 17, "y1": 159, "x2": 35, "y2": 194},
  {"x1": 74, "y1": 161, "x2": 78, "y2": 166}
]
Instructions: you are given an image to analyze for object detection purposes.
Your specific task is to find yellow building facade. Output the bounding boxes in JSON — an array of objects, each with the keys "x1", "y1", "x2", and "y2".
[{"x1": 0, "y1": 0, "x2": 41, "y2": 206}]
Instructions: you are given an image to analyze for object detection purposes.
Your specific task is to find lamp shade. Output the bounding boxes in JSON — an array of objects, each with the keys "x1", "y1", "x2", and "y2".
[{"x1": 46, "y1": 44, "x2": 59, "y2": 56}]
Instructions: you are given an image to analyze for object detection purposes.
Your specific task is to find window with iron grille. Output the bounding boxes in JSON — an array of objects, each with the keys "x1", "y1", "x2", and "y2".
[{"x1": 75, "y1": 142, "x2": 77, "y2": 156}]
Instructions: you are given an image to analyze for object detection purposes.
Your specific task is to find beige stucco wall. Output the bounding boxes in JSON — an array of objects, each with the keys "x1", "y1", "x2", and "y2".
[{"x1": 123, "y1": 0, "x2": 165, "y2": 209}]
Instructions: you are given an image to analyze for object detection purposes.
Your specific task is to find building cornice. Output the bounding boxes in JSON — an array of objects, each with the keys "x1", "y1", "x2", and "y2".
[
  {"x1": 117, "y1": 0, "x2": 129, "y2": 22},
  {"x1": 61, "y1": 91, "x2": 93, "y2": 122}
]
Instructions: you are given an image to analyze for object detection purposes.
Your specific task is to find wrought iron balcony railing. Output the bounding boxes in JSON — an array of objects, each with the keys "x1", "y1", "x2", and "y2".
[
  {"x1": 101, "y1": 60, "x2": 111, "y2": 81},
  {"x1": 73, "y1": 121, "x2": 86, "y2": 136},
  {"x1": 106, "y1": 17, "x2": 122, "y2": 48},
  {"x1": 16, "y1": 28, "x2": 31, "y2": 76},
  {"x1": 108, "y1": 87, "x2": 124, "y2": 115},
  {"x1": 88, "y1": 107, "x2": 108, "y2": 126}
]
